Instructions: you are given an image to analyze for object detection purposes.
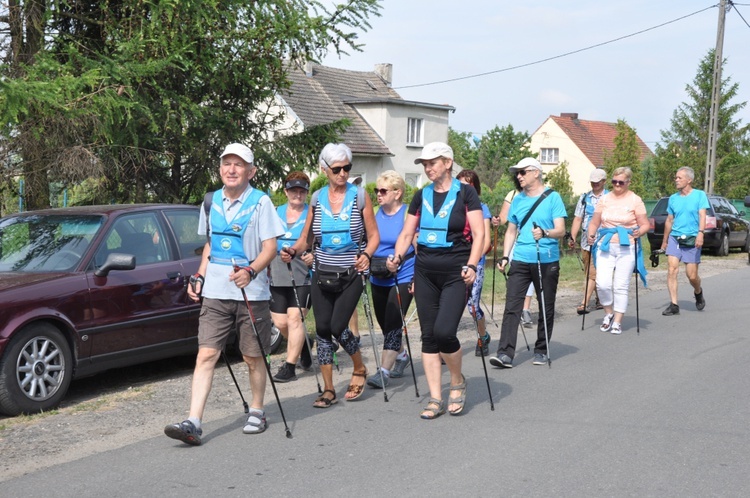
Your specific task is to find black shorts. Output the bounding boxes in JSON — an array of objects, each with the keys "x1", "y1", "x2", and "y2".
[{"x1": 270, "y1": 285, "x2": 311, "y2": 314}]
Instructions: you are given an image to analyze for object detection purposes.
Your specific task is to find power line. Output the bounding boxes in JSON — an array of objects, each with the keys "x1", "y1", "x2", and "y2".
[
  {"x1": 731, "y1": 3, "x2": 750, "y2": 28},
  {"x1": 394, "y1": 4, "x2": 718, "y2": 90}
]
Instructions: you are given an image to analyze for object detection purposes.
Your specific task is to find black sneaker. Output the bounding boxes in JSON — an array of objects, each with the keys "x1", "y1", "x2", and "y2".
[
  {"x1": 489, "y1": 354, "x2": 513, "y2": 369},
  {"x1": 695, "y1": 291, "x2": 706, "y2": 311},
  {"x1": 164, "y1": 420, "x2": 202, "y2": 446},
  {"x1": 475, "y1": 333, "x2": 490, "y2": 357},
  {"x1": 662, "y1": 303, "x2": 680, "y2": 316},
  {"x1": 273, "y1": 362, "x2": 297, "y2": 383}
]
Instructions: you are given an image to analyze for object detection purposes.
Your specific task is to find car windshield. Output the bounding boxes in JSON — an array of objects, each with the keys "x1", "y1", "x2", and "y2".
[{"x1": 0, "y1": 214, "x2": 104, "y2": 272}]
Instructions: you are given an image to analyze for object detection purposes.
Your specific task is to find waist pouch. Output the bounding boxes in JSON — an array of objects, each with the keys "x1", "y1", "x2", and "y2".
[
  {"x1": 677, "y1": 235, "x2": 696, "y2": 248},
  {"x1": 369, "y1": 257, "x2": 392, "y2": 278},
  {"x1": 315, "y1": 264, "x2": 357, "y2": 293}
]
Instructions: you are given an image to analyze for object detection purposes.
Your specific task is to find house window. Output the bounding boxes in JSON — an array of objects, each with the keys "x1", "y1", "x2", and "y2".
[
  {"x1": 540, "y1": 148, "x2": 559, "y2": 164},
  {"x1": 407, "y1": 118, "x2": 423, "y2": 146}
]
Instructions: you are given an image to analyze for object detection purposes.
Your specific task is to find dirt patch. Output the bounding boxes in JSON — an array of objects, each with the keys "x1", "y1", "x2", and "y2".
[{"x1": 1, "y1": 255, "x2": 746, "y2": 482}]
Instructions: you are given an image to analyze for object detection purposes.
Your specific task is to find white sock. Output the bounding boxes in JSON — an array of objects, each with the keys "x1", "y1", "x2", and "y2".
[
  {"x1": 188, "y1": 416, "x2": 201, "y2": 430},
  {"x1": 380, "y1": 368, "x2": 390, "y2": 377},
  {"x1": 397, "y1": 350, "x2": 409, "y2": 360}
]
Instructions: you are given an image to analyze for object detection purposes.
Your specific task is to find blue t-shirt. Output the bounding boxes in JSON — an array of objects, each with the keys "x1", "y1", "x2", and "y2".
[
  {"x1": 668, "y1": 189, "x2": 710, "y2": 237},
  {"x1": 479, "y1": 203, "x2": 491, "y2": 266},
  {"x1": 508, "y1": 189, "x2": 567, "y2": 264},
  {"x1": 371, "y1": 204, "x2": 415, "y2": 287}
]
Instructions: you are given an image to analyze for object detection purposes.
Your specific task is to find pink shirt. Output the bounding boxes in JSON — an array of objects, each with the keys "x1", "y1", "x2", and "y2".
[{"x1": 595, "y1": 190, "x2": 646, "y2": 244}]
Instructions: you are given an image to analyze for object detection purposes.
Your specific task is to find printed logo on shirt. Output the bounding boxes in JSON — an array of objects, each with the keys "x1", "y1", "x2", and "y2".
[
  {"x1": 426, "y1": 232, "x2": 438, "y2": 244},
  {"x1": 331, "y1": 235, "x2": 342, "y2": 245},
  {"x1": 220, "y1": 238, "x2": 232, "y2": 250}
]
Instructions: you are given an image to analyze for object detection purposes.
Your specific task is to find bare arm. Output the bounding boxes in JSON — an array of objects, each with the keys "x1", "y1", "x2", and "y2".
[
  {"x1": 661, "y1": 214, "x2": 674, "y2": 251},
  {"x1": 356, "y1": 195, "x2": 380, "y2": 272}
]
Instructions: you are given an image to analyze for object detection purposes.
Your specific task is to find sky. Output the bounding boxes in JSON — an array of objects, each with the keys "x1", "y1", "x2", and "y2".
[{"x1": 322, "y1": 0, "x2": 750, "y2": 150}]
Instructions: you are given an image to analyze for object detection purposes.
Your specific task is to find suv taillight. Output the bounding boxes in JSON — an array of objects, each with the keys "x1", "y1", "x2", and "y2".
[
  {"x1": 648, "y1": 217, "x2": 655, "y2": 231},
  {"x1": 706, "y1": 215, "x2": 717, "y2": 230}
]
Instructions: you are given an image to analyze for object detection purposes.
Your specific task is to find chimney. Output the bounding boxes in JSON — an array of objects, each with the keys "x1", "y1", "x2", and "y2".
[
  {"x1": 305, "y1": 61, "x2": 314, "y2": 78},
  {"x1": 560, "y1": 112, "x2": 579, "y2": 119},
  {"x1": 374, "y1": 63, "x2": 393, "y2": 87}
]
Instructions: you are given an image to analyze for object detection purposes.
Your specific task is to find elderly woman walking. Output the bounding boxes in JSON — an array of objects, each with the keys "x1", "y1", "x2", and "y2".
[
  {"x1": 281, "y1": 143, "x2": 379, "y2": 407},
  {"x1": 586, "y1": 167, "x2": 649, "y2": 335},
  {"x1": 388, "y1": 142, "x2": 485, "y2": 419}
]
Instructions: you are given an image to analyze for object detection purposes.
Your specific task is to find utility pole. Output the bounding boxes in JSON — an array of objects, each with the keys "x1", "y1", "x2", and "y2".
[{"x1": 705, "y1": 0, "x2": 731, "y2": 194}]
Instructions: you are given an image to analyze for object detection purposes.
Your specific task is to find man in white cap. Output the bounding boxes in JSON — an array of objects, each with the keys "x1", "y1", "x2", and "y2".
[
  {"x1": 568, "y1": 168, "x2": 609, "y2": 314},
  {"x1": 165, "y1": 143, "x2": 285, "y2": 445},
  {"x1": 491, "y1": 157, "x2": 567, "y2": 368}
]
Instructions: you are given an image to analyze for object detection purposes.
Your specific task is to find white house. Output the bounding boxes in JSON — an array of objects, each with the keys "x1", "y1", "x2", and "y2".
[{"x1": 270, "y1": 62, "x2": 455, "y2": 187}]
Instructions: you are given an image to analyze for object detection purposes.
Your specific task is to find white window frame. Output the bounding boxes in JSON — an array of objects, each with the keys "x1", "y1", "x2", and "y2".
[
  {"x1": 406, "y1": 118, "x2": 423, "y2": 146},
  {"x1": 540, "y1": 148, "x2": 559, "y2": 164}
]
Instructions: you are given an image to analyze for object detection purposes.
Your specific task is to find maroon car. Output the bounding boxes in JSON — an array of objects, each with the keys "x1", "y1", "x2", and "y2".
[{"x1": 0, "y1": 204, "x2": 207, "y2": 415}]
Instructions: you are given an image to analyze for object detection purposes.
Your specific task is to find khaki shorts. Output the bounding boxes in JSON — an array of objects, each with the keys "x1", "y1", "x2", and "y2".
[
  {"x1": 198, "y1": 298, "x2": 272, "y2": 358},
  {"x1": 582, "y1": 249, "x2": 597, "y2": 279}
]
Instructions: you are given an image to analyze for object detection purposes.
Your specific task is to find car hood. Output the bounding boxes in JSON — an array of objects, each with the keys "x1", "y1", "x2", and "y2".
[{"x1": 0, "y1": 271, "x2": 72, "y2": 291}]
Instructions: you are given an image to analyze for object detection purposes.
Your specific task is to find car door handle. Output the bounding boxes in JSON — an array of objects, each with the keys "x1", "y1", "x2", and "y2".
[{"x1": 167, "y1": 271, "x2": 182, "y2": 280}]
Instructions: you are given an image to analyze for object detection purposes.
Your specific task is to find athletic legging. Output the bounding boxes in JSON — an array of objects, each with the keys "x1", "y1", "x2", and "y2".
[
  {"x1": 311, "y1": 274, "x2": 362, "y2": 365},
  {"x1": 371, "y1": 282, "x2": 413, "y2": 351},
  {"x1": 414, "y1": 266, "x2": 468, "y2": 355},
  {"x1": 466, "y1": 262, "x2": 486, "y2": 320}
]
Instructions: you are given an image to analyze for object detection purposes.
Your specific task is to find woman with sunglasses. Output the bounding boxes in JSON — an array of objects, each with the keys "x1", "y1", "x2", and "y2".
[
  {"x1": 387, "y1": 142, "x2": 485, "y2": 419},
  {"x1": 456, "y1": 170, "x2": 493, "y2": 356},
  {"x1": 281, "y1": 143, "x2": 379, "y2": 408},
  {"x1": 586, "y1": 167, "x2": 649, "y2": 335},
  {"x1": 269, "y1": 171, "x2": 314, "y2": 383},
  {"x1": 365, "y1": 170, "x2": 415, "y2": 390}
]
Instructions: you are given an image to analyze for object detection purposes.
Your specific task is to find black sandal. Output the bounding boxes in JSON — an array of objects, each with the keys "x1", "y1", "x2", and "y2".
[
  {"x1": 313, "y1": 389, "x2": 337, "y2": 408},
  {"x1": 576, "y1": 304, "x2": 590, "y2": 315}
]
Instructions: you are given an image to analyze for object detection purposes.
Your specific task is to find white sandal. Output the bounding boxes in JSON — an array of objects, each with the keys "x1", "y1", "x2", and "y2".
[{"x1": 600, "y1": 314, "x2": 614, "y2": 332}]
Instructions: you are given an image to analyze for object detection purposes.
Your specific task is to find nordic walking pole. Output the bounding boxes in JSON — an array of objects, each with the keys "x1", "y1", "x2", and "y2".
[
  {"x1": 285, "y1": 259, "x2": 322, "y2": 394},
  {"x1": 491, "y1": 225, "x2": 498, "y2": 322},
  {"x1": 532, "y1": 224, "x2": 552, "y2": 368},
  {"x1": 391, "y1": 258, "x2": 419, "y2": 398},
  {"x1": 581, "y1": 241, "x2": 593, "y2": 331},
  {"x1": 466, "y1": 277, "x2": 494, "y2": 411},
  {"x1": 360, "y1": 272, "x2": 388, "y2": 402},
  {"x1": 634, "y1": 237, "x2": 640, "y2": 336},
  {"x1": 499, "y1": 267, "x2": 530, "y2": 351},
  {"x1": 233, "y1": 259, "x2": 293, "y2": 439},
  {"x1": 406, "y1": 307, "x2": 418, "y2": 327},
  {"x1": 191, "y1": 276, "x2": 249, "y2": 413}
]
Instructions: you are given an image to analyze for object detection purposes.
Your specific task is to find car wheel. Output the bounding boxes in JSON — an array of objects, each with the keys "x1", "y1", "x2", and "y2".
[
  {"x1": 716, "y1": 231, "x2": 729, "y2": 256},
  {"x1": 744, "y1": 233, "x2": 750, "y2": 253},
  {"x1": 0, "y1": 323, "x2": 73, "y2": 416}
]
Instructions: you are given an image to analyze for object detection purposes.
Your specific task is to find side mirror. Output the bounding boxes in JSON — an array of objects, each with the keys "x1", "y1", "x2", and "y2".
[
  {"x1": 95, "y1": 253, "x2": 136, "y2": 277},
  {"x1": 744, "y1": 195, "x2": 750, "y2": 208}
]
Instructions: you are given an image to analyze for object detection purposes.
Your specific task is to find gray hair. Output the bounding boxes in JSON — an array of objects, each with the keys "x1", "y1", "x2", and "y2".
[
  {"x1": 318, "y1": 143, "x2": 352, "y2": 169},
  {"x1": 677, "y1": 166, "x2": 695, "y2": 181},
  {"x1": 612, "y1": 166, "x2": 633, "y2": 181}
]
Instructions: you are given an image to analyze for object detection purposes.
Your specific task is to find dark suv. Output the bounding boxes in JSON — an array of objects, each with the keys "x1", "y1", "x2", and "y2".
[{"x1": 648, "y1": 195, "x2": 750, "y2": 256}]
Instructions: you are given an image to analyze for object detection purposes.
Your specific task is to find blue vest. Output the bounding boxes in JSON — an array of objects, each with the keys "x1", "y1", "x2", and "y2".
[
  {"x1": 582, "y1": 189, "x2": 608, "y2": 232},
  {"x1": 417, "y1": 179, "x2": 461, "y2": 248},
  {"x1": 276, "y1": 203, "x2": 308, "y2": 253},
  {"x1": 209, "y1": 188, "x2": 264, "y2": 266},
  {"x1": 318, "y1": 184, "x2": 358, "y2": 253}
]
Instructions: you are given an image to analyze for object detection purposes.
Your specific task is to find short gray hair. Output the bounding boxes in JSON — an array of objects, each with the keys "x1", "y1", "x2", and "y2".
[
  {"x1": 677, "y1": 166, "x2": 695, "y2": 181},
  {"x1": 319, "y1": 143, "x2": 352, "y2": 169}
]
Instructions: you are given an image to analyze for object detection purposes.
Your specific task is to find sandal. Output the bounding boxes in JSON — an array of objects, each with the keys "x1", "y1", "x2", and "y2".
[
  {"x1": 420, "y1": 398, "x2": 445, "y2": 420},
  {"x1": 576, "y1": 303, "x2": 590, "y2": 315},
  {"x1": 345, "y1": 368, "x2": 368, "y2": 401},
  {"x1": 313, "y1": 389, "x2": 338, "y2": 408},
  {"x1": 448, "y1": 374, "x2": 467, "y2": 416}
]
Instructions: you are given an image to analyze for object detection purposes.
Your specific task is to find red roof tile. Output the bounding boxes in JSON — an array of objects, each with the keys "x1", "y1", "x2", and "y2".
[{"x1": 550, "y1": 114, "x2": 653, "y2": 167}]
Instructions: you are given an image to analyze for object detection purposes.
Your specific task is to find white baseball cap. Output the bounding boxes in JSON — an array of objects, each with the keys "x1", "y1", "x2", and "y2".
[
  {"x1": 509, "y1": 157, "x2": 543, "y2": 174},
  {"x1": 414, "y1": 142, "x2": 454, "y2": 164},
  {"x1": 590, "y1": 168, "x2": 607, "y2": 182},
  {"x1": 220, "y1": 143, "x2": 254, "y2": 165}
]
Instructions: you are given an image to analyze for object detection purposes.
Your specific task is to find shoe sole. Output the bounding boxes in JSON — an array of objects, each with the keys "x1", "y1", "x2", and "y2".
[
  {"x1": 489, "y1": 357, "x2": 512, "y2": 369},
  {"x1": 532, "y1": 360, "x2": 547, "y2": 365},
  {"x1": 164, "y1": 426, "x2": 202, "y2": 446},
  {"x1": 273, "y1": 375, "x2": 297, "y2": 383}
]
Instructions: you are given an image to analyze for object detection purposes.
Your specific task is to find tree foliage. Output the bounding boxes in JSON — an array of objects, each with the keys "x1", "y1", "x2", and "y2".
[
  {"x1": 475, "y1": 124, "x2": 532, "y2": 188},
  {"x1": 653, "y1": 49, "x2": 750, "y2": 198},
  {"x1": 448, "y1": 128, "x2": 478, "y2": 171},
  {"x1": 0, "y1": 0, "x2": 381, "y2": 211},
  {"x1": 545, "y1": 160, "x2": 574, "y2": 205},
  {"x1": 603, "y1": 119, "x2": 645, "y2": 197}
]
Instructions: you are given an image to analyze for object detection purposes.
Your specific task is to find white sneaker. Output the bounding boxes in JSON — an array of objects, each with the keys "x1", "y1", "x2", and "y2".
[
  {"x1": 521, "y1": 309, "x2": 533, "y2": 327},
  {"x1": 600, "y1": 314, "x2": 614, "y2": 332},
  {"x1": 610, "y1": 322, "x2": 622, "y2": 335}
]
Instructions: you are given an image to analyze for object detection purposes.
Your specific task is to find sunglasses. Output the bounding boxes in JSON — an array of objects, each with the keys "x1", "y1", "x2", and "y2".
[
  {"x1": 517, "y1": 168, "x2": 534, "y2": 176},
  {"x1": 330, "y1": 164, "x2": 353, "y2": 175},
  {"x1": 611, "y1": 180, "x2": 629, "y2": 186},
  {"x1": 375, "y1": 188, "x2": 393, "y2": 195}
]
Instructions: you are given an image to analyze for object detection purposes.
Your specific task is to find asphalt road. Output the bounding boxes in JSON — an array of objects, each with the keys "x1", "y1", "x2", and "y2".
[{"x1": 4, "y1": 266, "x2": 749, "y2": 497}]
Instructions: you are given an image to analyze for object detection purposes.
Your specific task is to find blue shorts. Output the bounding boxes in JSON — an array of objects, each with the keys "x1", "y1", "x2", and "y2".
[{"x1": 665, "y1": 236, "x2": 701, "y2": 264}]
